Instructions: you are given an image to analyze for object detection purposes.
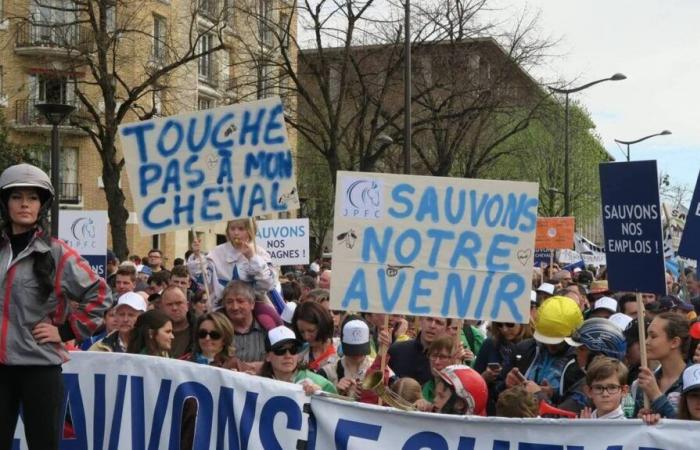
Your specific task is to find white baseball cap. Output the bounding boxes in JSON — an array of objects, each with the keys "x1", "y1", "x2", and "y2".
[
  {"x1": 593, "y1": 296, "x2": 618, "y2": 313},
  {"x1": 266, "y1": 326, "x2": 300, "y2": 351},
  {"x1": 530, "y1": 290, "x2": 537, "y2": 304},
  {"x1": 536, "y1": 283, "x2": 555, "y2": 295},
  {"x1": 342, "y1": 320, "x2": 370, "y2": 356},
  {"x1": 309, "y1": 262, "x2": 321, "y2": 273},
  {"x1": 116, "y1": 292, "x2": 147, "y2": 312},
  {"x1": 281, "y1": 301, "x2": 297, "y2": 324},
  {"x1": 609, "y1": 313, "x2": 633, "y2": 331},
  {"x1": 682, "y1": 364, "x2": 700, "y2": 394}
]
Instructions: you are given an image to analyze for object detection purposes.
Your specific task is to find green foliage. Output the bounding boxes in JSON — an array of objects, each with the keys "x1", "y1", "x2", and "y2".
[
  {"x1": 0, "y1": 111, "x2": 43, "y2": 173},
  {"x1": 297, "y1": 140, "x2": 335, "y2": 260}
]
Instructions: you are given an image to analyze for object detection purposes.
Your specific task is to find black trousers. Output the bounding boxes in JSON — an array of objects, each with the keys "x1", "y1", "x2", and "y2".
[{"x1": 0, "y1": 365, "x2": 64, "y2": 450}]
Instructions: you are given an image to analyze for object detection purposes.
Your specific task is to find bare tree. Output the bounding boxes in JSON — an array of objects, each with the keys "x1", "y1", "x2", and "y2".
[{"x1": 9, "y1": 0, "x2": 232, "y2": 258}]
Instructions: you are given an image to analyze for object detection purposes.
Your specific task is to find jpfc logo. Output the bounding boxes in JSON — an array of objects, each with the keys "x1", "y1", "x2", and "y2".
[{"x1": 341, "y1": 178, "x2": 383, "y2": 219}]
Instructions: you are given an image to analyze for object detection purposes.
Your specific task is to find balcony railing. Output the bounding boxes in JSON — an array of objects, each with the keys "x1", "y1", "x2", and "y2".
[
  {"x1": 15, "y1": 21, "x2": 93, "y2": 53},
  {"x1": 59, "y1": 183, "x2": 81, "y2": 204},
  {"x1": 14, "y1": 98, "x2": 90, "y2": 127}
]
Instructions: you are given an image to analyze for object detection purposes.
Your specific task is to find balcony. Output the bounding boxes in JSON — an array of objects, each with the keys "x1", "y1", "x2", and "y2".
[
  {"x1": 15, "y1": 22, "x2": 94, "y2": 56},
  {"x1": 13, "y1": 99, "x2": 91, "y2": 135},
  {"x1": 59, "y1": 183, "x2": 82, "y2": 205}
]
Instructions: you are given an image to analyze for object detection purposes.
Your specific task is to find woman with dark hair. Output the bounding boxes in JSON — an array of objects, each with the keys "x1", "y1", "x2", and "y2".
[
  {"x1": 292, "y1": 301, "x2": 338, "y2": 372},
  {"x1": 127, "y1": 310, "x2": 174, "y2": 356},
  {"x1": 259, "y1": 326, "x2": 336, "y2": 394},
  {"x1": 0, "y1": 164, "x2": 112, "y2": 450},
  {"x1": 184, "y1": 312, "x2": 241, "y2": 370},
  {"x1": 634, "y1": 312, "x2": 689, "y2": 418}
]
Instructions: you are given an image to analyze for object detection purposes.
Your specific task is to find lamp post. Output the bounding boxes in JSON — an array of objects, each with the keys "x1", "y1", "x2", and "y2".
[
  {"x1": 403, "y1": 0, "x2": 411, "y2": 176},
  {"x1": 35, "y1": 102, "x2": 76, "y2": 237},
  {"x1": 614, "y1": 130, "x2": 672, "y2": 162},
  {"x1": 548, "y1": 73, "x2": 626, "y2": 216}
]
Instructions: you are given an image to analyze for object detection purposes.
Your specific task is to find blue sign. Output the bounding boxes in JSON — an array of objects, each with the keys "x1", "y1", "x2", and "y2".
[
  {"x1": 534, "y1": 249, "x2": 552, "y2": 267},
  {"x1": 678, "y1": 171, "x2": 700, "y2": 259},
  {"x1": 84, "y1": 255, "x2": 107, "y2": 279},
  {"x1": 599, "y1": 160, "x2": 665, "y2": 294}
]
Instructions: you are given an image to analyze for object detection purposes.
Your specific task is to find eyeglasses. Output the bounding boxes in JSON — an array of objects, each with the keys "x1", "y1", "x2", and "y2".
[
  {"x1": 590, "y1": 384, "x2": 622, "y2": 395},
  {"x1": 272, "y1": 346, "x2": 300, "y2": 356},
  {"x1": 429, "y1": 353, "x2": 452, "y2": 361},
  {"x1": 496, "y1": 323, "x2": 517, "y2": 329},
  {"x1": 197, "y1": 329, "x2": 222, "y2": 340}
]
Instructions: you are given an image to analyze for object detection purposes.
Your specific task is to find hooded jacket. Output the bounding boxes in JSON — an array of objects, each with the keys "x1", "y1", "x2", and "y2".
[{"x1": 0, "y1": 230, "x2": 113, "y2": 366}]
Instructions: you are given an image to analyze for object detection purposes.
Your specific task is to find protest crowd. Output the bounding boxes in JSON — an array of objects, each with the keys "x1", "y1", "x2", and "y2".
[{"x1": 2, "y1": 164, "x2": 700, "y2": 450}]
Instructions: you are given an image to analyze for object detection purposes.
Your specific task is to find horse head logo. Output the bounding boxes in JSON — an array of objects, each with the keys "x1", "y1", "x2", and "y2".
[{"x1": 343, "y1": 178, "x2": 383, "y2": 219}]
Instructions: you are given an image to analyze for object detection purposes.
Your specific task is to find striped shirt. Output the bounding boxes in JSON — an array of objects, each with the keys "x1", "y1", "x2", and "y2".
[{"x1": 233, "y1": 319, "x2": 267, "y2": 362}]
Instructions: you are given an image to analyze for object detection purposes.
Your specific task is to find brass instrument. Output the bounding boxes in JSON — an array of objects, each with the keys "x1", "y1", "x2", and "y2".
[{"x1": 361, "y1": 371, "x2": 417, "y2": 411}]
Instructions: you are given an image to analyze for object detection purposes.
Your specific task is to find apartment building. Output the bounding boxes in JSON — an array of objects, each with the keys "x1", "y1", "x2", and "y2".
[{"x1": 0, "y1": 0, "x2": 296, "y2": 264}]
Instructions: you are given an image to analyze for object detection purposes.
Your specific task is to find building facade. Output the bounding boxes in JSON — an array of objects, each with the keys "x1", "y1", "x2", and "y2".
[{"x1": 0, "y1": 0, "x2": 296, "y2": 264}]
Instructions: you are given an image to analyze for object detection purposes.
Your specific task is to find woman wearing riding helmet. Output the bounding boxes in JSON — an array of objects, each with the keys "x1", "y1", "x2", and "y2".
[
  {"x1": 432, "y1": 365, "x2": 488, "y2": 415},
  {"x1": 0, "y1": 164, "x2": 112, "y2": 450}
]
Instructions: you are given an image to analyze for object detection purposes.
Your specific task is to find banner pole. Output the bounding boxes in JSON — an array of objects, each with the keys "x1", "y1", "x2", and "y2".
[
  {"x1": 378, "y1": 315, "x2": 390, "y2": 406},
  {"x1": 549, "y1": 250, "x2": 554, "y2": 279},
  {"x1": 636, "y1": 291, "x2": 650, "y2": 409}
]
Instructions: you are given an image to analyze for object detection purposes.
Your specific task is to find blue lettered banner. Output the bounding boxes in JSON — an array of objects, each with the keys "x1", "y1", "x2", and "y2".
[
  {"x1": 329, "y1": 171, "x2": 539, "y2": 323},
  {"x1": 12, "y1": 352, "x2": 309, "y2": 450},
  {"x1": 678, "y1": 171, "x2": 700, "y2": 259},
  {"x1": 118, "y1": 97, "x2": 300, "y2": 234},
  {"x1": 599, "y1": 161, "x2": 666, "y2": 294},
  {"x1": 309, "y1": 395, "x2": 700, "y2": 450}
]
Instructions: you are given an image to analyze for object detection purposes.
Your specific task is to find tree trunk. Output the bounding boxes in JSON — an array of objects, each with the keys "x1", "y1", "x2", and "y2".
[{"x1": 100, "y1": 133, "x2": 130, "y2": 261}]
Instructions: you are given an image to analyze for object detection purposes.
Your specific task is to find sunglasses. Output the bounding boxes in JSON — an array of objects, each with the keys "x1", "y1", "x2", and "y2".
[
  {"x1": 272, "y1": 346, "x2": 299, "y2": 356},
  {"x1": 197, "y1": 329, "x2": 222, "y2": 340},
  {"x1": 495, "y1": 323, "x2": 517, "y2": 329}
]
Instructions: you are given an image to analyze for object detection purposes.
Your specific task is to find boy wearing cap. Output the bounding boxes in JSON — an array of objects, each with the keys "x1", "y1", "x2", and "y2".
[
  {"x1": 320, "y1": 319, "x2": 374, "y2": 398},
  {"x1": 260, "y1": 326, "x2": 337, "y2": 395},
  {"x1": 89, "y1": 292, "x2": 147, "y2": 352}
]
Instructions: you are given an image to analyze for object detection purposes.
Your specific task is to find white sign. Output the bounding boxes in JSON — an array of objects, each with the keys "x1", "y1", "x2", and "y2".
[
  {"x1": 58, "y1": 210, "x2": 108, "y2": 254},
  {"x1": 13, "y1": 352, "x2": 309, "y2": 450},
  {"x1": 255, "y1": 218, "x2": 310, "y2": 265},
  {"x1": 58, "y1": 210, "x2": 108, "y2": 277},
  {"x1": 311, "y1": 395, "x2": 700, "y2": 450},
  {"x1": 119, "y1": 97, "x2": 300, "y2": 234},
  {"x1": 330, "y1": 171, "x2": 539, "y2": 323}
]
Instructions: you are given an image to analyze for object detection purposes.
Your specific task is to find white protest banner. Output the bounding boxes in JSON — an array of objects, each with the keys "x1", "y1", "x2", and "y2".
[
  {"x1": 310, "y1": 395, "x2": 699, "y2": 450},
  {"x1": 119, "y1": 97, "x2": 300, "y2": 234},
  {"x1": 12, "y1": 352, "x2": 309, "y2": 450},
  {"x1": 58, "y1": 210, "x2": 109, "y2": 278},
  {"x1": 330, "y1": 171, "x2": 538, "y2": 323},
  {"x1": 255, "y1": 218, "x2": 310, "y2": 265}
]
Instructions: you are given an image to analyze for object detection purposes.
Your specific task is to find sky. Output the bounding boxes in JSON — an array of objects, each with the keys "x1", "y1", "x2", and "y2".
[{"x1": 492, "y1": 0, "x2": 700, "y2": 195}]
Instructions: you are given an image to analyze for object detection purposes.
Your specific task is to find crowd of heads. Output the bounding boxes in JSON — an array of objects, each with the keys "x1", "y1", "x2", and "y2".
[{"x1": 86, "y1": 248, "x2": 700, "y2": 424}]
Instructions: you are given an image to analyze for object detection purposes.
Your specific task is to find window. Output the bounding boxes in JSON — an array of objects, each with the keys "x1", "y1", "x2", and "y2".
[
  {"x1": 37, "y1": 75, "x2": 70, "y2": 104},
  {"x1": 198, "y1": 33, "x2": 214, "y2": 83},
  {"x1": 153, "y1": 89, "x2": 163, "y2": 116},
  {"x1": 0, "y1": 65, "x2": 4, "y2": 97},
  {"x1": 198, "y1": 0, "x2": 217, "y2": 21},
  {"x1": 224, "y1": 0, "x2": 235, "y2": 27},
  {"x1": 197, "y1": 96, "x2": 213, "y2": 110},
  {"x1": 259, "y1": 0, "x2": 274, "y2": 47},
  {"x1": 279, "y1": 12, "x2": 290, "y2": 48},
  {"x1": 153, "y1": 14, "x2": 167, "y2": 63},
  {"x1": 30, "y1": 146, "x2": 80, "y2": 203}
]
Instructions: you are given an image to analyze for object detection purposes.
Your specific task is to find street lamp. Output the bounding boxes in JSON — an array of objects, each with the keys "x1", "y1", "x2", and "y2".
[
  {"x1": 35, "y1": 102, "x2": 76, "y2": 237},
  {"x1": 614, "y1": 130, "x2": 672, "y2": 162},
  {"x1": 403, "y1": 0, "x2": 411, "y2": 176},
  {"x1": 548, "y1": 73, "x2": 626, "y2": 216}
]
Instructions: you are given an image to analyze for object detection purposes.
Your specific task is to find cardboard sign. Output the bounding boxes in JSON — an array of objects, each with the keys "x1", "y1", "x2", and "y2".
[
  {"x1": 533, "y1": 249, "x2": 553, "y2": 267},
  {"x1": 58, "y1": 210, "x2": 108, "y2": 278},
  {"x1": 599, "y1": 161, "x2": 665, "y2": 294},
  {"x1": 330, "y1": 171, "x2": 539, "y2": 323},
  {"x1": 678, "y1": 171, "x2": 700, "y2": 258},
  {"x1": 535, "y1": 217, "x2": 575, "y2": 249},
  {"x1": 255, "y1": 218, "x2": 310, "y2": 265},
  {"x1": 119, "y1": 97, "x2": 299, "y2": 234}
]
